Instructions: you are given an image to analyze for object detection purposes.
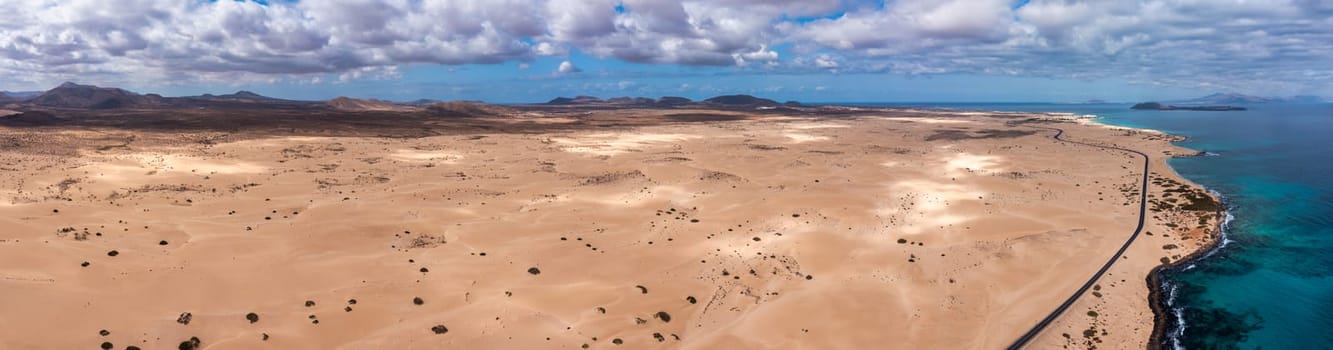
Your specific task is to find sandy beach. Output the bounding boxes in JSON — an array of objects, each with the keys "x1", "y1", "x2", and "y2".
[{"x1": 0, "y1": 107, "x2": 1220, "y2": 349}]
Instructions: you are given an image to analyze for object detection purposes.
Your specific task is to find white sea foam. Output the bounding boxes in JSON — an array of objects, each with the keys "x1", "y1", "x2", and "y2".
[{"x1": 1166, "y1": 188, "x2": 1234, "y2": 349}]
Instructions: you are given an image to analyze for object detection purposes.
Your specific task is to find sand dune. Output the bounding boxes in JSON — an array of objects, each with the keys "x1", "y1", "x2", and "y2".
[
  {"x1": 944, "y1": 153, "x2": 1005, "y2": 177},
  {"x1": 553, "y1": 133, "x2": 705, "y2": 156},
  {"x1": 0, "y1": 108, "x2": 1219, "y2": 349}
]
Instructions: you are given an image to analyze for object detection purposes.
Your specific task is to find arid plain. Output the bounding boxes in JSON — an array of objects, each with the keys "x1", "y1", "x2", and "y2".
[{"x1": 0, "y1": 105, "x2": 1220, "y2": 349}]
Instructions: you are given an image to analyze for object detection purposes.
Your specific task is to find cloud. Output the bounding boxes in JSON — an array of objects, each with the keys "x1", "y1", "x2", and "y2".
[
  {"x1": 786, "y1": 0, "x2": 1333, "y2": 94},
  {"x1": 814, "y1": 54, "x2": 839, "y2": 69},
  {"x1": 789, "y1": 0, "x2": 1018, "y2": 53},
  {"x1": 557, "y1": 60, "x2": 581, "y2": 73},
  {"x1": 0, "y1": 0, "x2": 538, "y2": 86},
  {"x1": 533, "y1": 42, "x2": 567, "y2": 56},
  {"x1": 732, "y1": 45, "x2": 779, "y2": 66},
  {"x1": 564, "y1": 0, "x2": 841, "y2": 66},
  {"x1": 0, "y1": 0, "x2": 1330, "y2": 95}
]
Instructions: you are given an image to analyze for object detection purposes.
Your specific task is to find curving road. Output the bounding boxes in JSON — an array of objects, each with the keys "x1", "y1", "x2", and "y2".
[{"x1": 1007, "y1": 124, "x2": 1151, "y2": 349}]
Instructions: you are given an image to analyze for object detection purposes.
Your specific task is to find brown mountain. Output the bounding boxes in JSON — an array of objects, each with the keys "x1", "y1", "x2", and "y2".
[
  {"x1": 29, "y1": 82, "x2": 161, "y2": 109},
  {"x1": 326, "y1": 97, "x2": 417, "y2": 112}
]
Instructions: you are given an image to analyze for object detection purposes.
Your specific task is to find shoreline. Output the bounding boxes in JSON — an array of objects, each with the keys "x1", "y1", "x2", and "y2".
[
  {"x1": 941, "y1": 109, "x2": 1226, "y2": 348},
  {"x1": 1077, "y1": 115, "x2": 1228, "y2": 350},
  {"x1": 1145, "y1": 187, "x2": 1229, "y2": 350}
]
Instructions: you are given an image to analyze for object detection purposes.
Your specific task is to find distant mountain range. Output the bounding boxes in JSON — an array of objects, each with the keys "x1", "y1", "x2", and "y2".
[
  {"x1": 323, "y1": 97, "x2": 519, "y2": 116},
  {"x1": 9, "y1": 82, "x2": 317, "y2": 110},
  {"x1": 1166, "y1": 93, "x2": 1325, "y2": 105},
  {"x1": 546, "y1": 94, "x2": 799, "y2": 108},
  {"x1": 27, "y1": 82, "x2": 164, "y2": 109},
  {"x1": 546, "y1": 95, "x2": 686, "y2": 107},
  {"x1": 1131, "y1": 102, "x2": 1246, "y2": 111},
  {"x1": 0, "y1": 90, "x2": 43, "y2": 101},
  {"x1": 2, "y1": 82, "x2": 796, "y2": 113},
  {"x1": 183, "y1": 90, "x2": 293, "y2": 103}
]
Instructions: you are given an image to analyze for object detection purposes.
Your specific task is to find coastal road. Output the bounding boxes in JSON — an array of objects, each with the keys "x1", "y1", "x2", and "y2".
[{"x1": 1007, "y1": 124, "x2": 1152, "y2": 349}]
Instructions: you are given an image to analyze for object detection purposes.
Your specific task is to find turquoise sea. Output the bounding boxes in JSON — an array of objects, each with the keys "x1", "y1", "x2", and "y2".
[{"x1": 845, "y1": 102, "x2": 1333, "y2": 349}]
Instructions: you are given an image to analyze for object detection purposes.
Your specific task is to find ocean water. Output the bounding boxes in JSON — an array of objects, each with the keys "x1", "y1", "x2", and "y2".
[{"x1": 848, "y1": 102, "x2": 1333, "y2": 349}]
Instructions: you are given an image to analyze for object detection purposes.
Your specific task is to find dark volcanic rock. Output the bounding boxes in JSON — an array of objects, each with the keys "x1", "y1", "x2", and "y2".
[
  {"x1": 527, "y1": 267, "x2": 541, "y2": 275},
  {"x1": 431, "y1": 325, "x2": 449, "y2": 334},
  {"x1": 177, "y1": 337, "x2": 201, "y2": 350},
  {"x1": 176, "y1": 312, "x2": 192, "y2": 325},
  {"x1": 246, "y1": 312, "x2": 259, "y2": 323}
]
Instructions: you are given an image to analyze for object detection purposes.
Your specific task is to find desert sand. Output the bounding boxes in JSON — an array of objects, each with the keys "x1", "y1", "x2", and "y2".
[{"x1": 0, "y1": 107, "x2": 1219, "y2": 349}]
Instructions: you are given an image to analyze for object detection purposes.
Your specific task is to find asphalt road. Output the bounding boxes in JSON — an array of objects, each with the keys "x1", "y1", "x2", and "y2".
[{"x1": 1007, "y1": 125, "x2": 1152, "y2": 349}]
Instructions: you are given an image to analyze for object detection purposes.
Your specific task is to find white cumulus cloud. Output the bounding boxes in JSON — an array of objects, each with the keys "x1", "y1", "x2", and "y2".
[
  {"x1": 0, "y1": 0, "x2": 1328, "y2": 95},
  {"x1": 557, "y1": 60, "x2": 581, "y2": 73}
]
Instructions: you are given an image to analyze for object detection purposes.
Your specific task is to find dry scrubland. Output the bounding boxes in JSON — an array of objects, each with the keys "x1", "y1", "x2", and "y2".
[{"x1": 0, "y1": 107, "x2": 1220, "y2": 349}]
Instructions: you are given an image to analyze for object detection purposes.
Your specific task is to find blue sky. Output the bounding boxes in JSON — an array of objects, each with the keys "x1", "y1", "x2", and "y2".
[
  {"x1": 164, "y1": 60, "x2": 1198, "y2": 104},
  {"x1": 2, "y1": 0, "x2": 1329, "y2": 103}
]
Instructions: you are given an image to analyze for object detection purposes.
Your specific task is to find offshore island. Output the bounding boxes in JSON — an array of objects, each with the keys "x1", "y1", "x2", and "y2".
[
  {"x1": 0, "y1": 83, "x2": 1223, "y2": 349},
  {"x1": 1131, "y1": 102, "x2": 1247, "y2": 111}
]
